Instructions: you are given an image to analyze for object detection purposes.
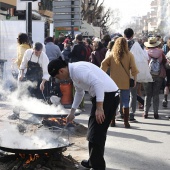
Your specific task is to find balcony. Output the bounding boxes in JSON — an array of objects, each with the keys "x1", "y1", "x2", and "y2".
[{"x1": 0, "y1": 0, "x2": 16, "y2": 8}]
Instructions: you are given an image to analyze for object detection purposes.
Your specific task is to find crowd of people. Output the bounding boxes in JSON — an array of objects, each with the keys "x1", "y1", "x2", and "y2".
[{"x1": 13, "y1": 28, "x2": 170, "y2": 170}]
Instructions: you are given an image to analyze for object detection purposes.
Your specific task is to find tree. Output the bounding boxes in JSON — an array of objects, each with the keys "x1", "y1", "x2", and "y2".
[{"x1": 81, "y1": 0, "x2": 120, "y2": 34}]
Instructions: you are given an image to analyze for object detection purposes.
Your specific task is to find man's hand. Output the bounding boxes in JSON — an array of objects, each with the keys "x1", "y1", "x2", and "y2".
[
  {"x1": 40, "y1": 79, "x2": 46, "y2": 92},
  {"x1": 66, "y1": 108, "x2": 76, "y2": 123},
  {"x1": 40, "y1": 82, "x2": 45, "y2": 91},
  {"x1": 18, "y1": 69, "x2": 24, "y2": 81},
  {"x1": 95, "y1": 108, "x2": 105, "y2": 124},
  {"x1": 18, "y1": 74, "x2": 24, "y2": 81}
]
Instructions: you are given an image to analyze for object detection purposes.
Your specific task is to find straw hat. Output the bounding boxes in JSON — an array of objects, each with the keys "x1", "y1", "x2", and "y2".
[{"x1": 144, "y1": 37, "x2": 161, "y2": 48}]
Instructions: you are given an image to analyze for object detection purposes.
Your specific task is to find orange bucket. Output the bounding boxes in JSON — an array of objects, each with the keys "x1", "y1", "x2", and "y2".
[{"x1": 60, "y1": 82, "x2": 73, "y2": 105}]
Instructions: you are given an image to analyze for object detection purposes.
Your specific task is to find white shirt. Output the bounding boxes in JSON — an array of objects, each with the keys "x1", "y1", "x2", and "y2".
[
  {"x1": 20, "y1": 49, "x2": 50, "y2": 81},
  {"x1": 69, "y1": 62, "x2": 119, "y2": 109}
]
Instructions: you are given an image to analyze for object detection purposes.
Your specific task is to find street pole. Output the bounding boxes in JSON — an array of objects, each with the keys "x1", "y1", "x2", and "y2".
[
  {"x1": 71, "y1": 0, "x2": 74, "y2": 39},
  {"x1": 26, "y1": 2, "x2": 32, "y2": 45}
]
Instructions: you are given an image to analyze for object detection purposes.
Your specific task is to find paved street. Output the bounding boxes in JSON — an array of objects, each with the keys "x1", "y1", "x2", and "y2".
[
  {"x1": 74, "y1": 93, "x2": 170, "y2": 170},
  {"x1": 0, "y1": 93, "x2": 170, "y2": 170}
]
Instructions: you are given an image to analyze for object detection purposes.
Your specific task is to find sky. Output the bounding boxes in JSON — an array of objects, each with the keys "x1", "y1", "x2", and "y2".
[{"x1": 100, "y1": 0, "x2": 153, "y2": 31}]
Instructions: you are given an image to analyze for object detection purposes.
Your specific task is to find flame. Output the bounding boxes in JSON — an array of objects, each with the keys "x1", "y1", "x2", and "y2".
[
  {"x1": 19, "y1": 154, "x2": 40, "y2": 164},
  {"x1": 26, "y1": 154, "x2": 40, "y2": 164},
  {"x1": 47, "y1": 117, "x2": 67, "y2": 125},
  {"x1": 19, "y1": 153, "x2": 25, "y2": 158}
]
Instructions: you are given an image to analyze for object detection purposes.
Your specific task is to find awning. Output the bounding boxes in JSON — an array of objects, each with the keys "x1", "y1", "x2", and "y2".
[{"x1": 80, "y1": 21, "x2": 94, "y2": 37}]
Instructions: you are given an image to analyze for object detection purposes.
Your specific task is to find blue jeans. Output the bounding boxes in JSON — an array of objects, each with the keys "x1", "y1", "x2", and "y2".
[{"x1": 120, "y1": 89, "x2": 130, "y2": 109}]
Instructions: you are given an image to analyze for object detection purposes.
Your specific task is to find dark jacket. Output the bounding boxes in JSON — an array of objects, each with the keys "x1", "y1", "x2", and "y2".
[
  {"x1": 90, "y1": 47, "x2": 107, "y2": 67},
  {"x1": 68, "y1": 42, "x2": 87, "y2": 62}
]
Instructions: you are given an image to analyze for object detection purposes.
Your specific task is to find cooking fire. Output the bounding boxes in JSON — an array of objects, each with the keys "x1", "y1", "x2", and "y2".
[
  {"x1": 0, "y1": 152, "x2": 78, "y2": 170},
  {"x1": 0, "y1": 94, "x2": 87, "y2": 170}
]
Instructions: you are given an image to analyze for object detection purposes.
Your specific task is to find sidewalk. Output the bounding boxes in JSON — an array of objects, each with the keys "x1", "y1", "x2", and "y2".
[
  {"x1": 0, "y1": 93, "x2": 170, "y2": 170},
  {"x1": 74, "y1": 93, "x2": 170, "y2": 170}
]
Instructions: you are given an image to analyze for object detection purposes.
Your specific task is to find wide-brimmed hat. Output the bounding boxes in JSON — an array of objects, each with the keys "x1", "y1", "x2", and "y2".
[{"x1": 144, "y1": 37, "x2": 161, "y2": 48}]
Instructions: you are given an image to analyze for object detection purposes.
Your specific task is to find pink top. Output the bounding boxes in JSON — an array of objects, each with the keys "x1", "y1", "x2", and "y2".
[{"x1": 147, "y1": 48, "x2": 166, "y2": 78}]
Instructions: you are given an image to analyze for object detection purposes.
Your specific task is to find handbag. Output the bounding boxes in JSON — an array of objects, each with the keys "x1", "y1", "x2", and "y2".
[
  {"x1": 129, "y1": 78, "x2": 134, "y2": 87},
  {"x1": 120, "y1": 61, "x2": 134, "y2": 87}
]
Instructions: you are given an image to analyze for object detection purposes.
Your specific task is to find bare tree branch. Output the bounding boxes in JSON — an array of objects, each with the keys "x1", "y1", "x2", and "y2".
[{"x1": 81, "y1": 0, "x2": 120, "y2": 34}]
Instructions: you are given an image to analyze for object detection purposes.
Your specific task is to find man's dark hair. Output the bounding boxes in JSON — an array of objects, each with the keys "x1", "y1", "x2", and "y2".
[
  {"x1": 33, "y1": 42, "x2": 43, "y2": 51},
  {"x1": 124, "y1": 28, "x2": 134, "y2": 39},
  {"x1": 76, "y1": 34, "x2": 83, "y2": 41},
  {"x1": 103, "y1": 34, "x2": 111, "y2": 43},
  {"x1": 45, "y1": 37, "x2": 54, "y2": 43},
  {"x1": 48, "y1": 57, "x2": 68, "y2": 77}
]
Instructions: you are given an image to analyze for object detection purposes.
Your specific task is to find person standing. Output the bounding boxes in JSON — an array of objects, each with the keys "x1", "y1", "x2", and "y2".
[
  {"x1": 45, "y1": 36, "x2": 63, "y2": 61},
  {"x1": 45, "y1": 37, "x2": 63, "y2": 98},
  {"x1": 101, "y1": 37, "x2": 139, "y2": 128},
  {"x1": 48, "y1": 58, "x2": 119, "y2": 170},
  {"x1": 143, "y1": 37, "x2": 166, "y2": 119},
  {"x1": 84, "y1": 38, "x2": 93, "y2": 61},
  {"x1": 68, "y1": 34, "x2": 87, "y2": 62},
  {"x1": 62, "y1": 38, "x2": 72, "y2": 63},
  {"x1": 124, "y1": 28, "x2": 145, "y2": 121},
  {"x1": 19, "y1": 42, "x2": 50, "y2": 99},
  {"x1": 90, "y1": 38, "x2": 107, "y2": 67},
  {"x1": 15, "y1": 33, "x2": 31, "y2": 69},
  {"x1": 10, "y1": 33, "x2": 32, "y2": 119}
]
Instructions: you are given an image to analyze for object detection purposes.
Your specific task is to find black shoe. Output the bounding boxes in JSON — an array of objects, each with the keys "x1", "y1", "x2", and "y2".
[
  {"x1": 90, "y1": 168, "x2": 105, "y2": 170},
  {"x1": 116, "y1": 113, "x2": 124, "y2": 121},
  {"x1": 81, "y1": 160, "x2": 91, "y2": 168},
  {"x1": 129, "y1": 117, "x2": 137, "y2": 122},
  {"x1": 154, "y1": 114, "x2": 159, "y2": 119}
]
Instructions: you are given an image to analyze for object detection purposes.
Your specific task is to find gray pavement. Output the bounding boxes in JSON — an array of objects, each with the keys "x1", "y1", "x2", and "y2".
[
  {"x1": 0, "y1": 93, "x2": 170, "y2": 170},
  {"x1": 74, "y1": 93, "x2": 170, "y2": 170}
]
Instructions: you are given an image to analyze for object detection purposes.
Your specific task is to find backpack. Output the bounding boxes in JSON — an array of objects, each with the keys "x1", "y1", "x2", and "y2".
[{"x1": 149, "y1": 57, "x2": 161, "y2": 76}]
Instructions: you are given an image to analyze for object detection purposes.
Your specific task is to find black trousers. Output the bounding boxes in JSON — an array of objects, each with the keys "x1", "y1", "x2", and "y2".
[{"x1": 87, "y1": 92, "x2": 119, "y2": 170}]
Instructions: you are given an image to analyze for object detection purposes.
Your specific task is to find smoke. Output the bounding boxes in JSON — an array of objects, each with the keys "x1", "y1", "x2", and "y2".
[
  {"x1": 0, "y1": 122, "x2": 69, "y2": 149},
  {"x1": 1, "y1": 80, "x2": 69, "y2": 116},
  {"x1": 0, "y1": 79, "x2": 70, "y2": 150}
]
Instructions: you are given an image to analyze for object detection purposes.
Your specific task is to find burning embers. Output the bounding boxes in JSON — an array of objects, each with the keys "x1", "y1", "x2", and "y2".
[
  {"x1": 0, "y1": 152, "x2": 78, "y2": 170},
  {"x1": 42, "y1": 117, "x2": 79, "y2": 128}
]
